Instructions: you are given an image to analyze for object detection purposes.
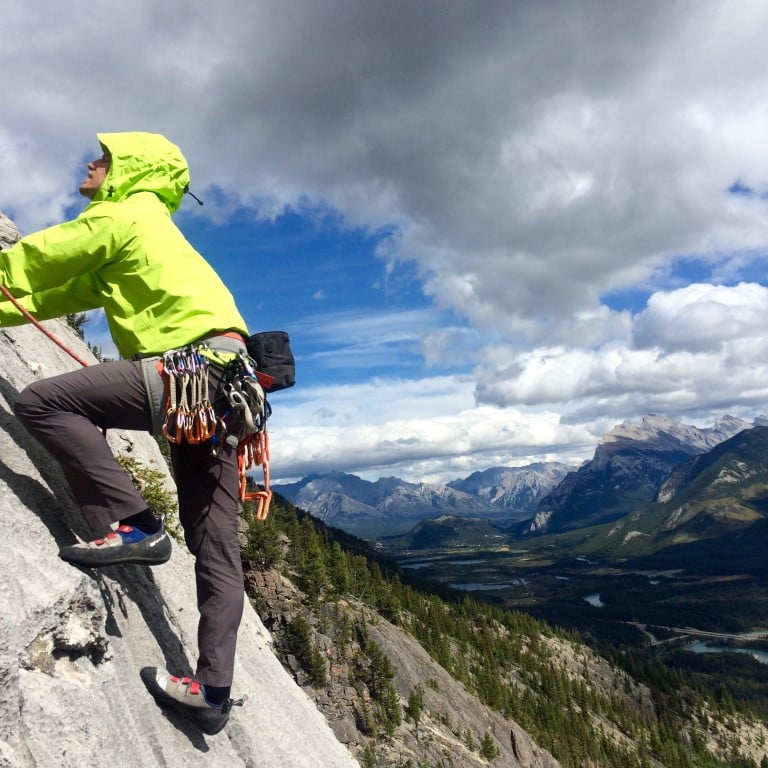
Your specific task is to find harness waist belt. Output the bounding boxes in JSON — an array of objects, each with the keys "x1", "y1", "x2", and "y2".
[
  {"x1": 133, "y1": 331, "x2": 247, "y2": 360},
  {"x1": 196, "y1": 332, "x2": 247, "y2": 356},
  {"x1": 139, "y1": 331, "x2": 248, "y2": 435}
]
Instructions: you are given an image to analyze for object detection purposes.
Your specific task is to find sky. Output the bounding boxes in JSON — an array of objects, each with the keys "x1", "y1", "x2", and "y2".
[{"x1": 4, "y1": 1, "x2": 768, "y2": 484}]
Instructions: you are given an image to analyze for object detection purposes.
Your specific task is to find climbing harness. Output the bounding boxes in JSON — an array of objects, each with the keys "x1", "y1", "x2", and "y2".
[{"x1": 161, "y1": 343, "x2": 274, "y2": 519}]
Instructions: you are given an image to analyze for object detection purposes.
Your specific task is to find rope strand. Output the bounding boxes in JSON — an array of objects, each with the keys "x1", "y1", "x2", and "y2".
[{"x1": 0, "y1": 284, "x2": 92, "y2": 368}]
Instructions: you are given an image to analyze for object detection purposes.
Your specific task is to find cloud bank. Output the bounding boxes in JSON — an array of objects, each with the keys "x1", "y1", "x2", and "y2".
[{"x1": 4, "y1": 1, "x2": 768, "y2": 481}]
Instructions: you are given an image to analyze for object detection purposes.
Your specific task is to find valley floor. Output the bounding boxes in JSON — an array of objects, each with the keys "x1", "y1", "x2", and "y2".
[{"x1": 389, "y1": 538, "x2": 768, "y2": 730}]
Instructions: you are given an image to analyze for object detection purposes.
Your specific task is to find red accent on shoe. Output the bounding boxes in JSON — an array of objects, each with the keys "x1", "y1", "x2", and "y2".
[
  {"x1": 117, "y1": 525, "x2": 134, "y2": 533},
  {"x1": 170, "y1": 675, "x2": 180, "y2": 683},
  {"x1": 181, "y1": 677, "x2": 192, "y2": 684},
  {"x1": 189, "y1": 681, "x2": 202, "y2": 696},
  {"x1": 94, "y1": 538, "x2": 105, "y2": 545},
  {"x1": 106, "y1": 532, "x2": 118, "y2": 540}
]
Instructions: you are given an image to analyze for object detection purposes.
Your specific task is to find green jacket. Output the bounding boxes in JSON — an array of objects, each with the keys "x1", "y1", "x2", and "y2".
[{"x1": 0, "y1": 132, "x2": 248, "y2": 358}]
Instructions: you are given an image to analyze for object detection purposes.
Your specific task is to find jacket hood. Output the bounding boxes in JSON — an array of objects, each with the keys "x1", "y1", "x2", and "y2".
[{"x1": 93, "y1": 132, "x2": 191, "y2": 212}]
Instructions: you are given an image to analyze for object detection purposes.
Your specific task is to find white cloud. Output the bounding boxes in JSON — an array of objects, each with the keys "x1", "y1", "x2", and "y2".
[
  {"x1": 267, "y1": 280, "x2": 768, "y2": 482},
  {"x1": 267, "y1": 375, "x2": 597, "y2": 483},
  {"x1": 633, "y1": 282, "x2": 768, "y2": 351},
  {"x1": 473, "y1": 282, "x2": 768, "y2": 428}
]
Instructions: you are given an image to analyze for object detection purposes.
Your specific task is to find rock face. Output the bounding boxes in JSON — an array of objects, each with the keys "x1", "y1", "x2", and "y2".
[
  {"x1": 365, "y1": 614, "x2": 560, "y2": 768},
  {"x1": 447, "y1": 462, "x2": 574, "y2": 515},
  {"x1": 0, "y1": 212, "x2": 19, "y2": 249},
  {"x1": 0, "y1": 212, "x2": 359, "y2": 767},
  {"x1": 248, "y1": 570, "x2": 561, "y2": 768}
]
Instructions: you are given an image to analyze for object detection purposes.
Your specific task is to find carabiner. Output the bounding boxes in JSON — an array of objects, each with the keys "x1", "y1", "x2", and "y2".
[{"x1": 162, "y1": 408, "x2": 182, "y2": 444}]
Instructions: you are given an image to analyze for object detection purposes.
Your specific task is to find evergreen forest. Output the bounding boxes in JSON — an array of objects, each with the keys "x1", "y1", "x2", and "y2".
[{"x1": 239, "y1": 492, "x2": 768, "y2": 768}]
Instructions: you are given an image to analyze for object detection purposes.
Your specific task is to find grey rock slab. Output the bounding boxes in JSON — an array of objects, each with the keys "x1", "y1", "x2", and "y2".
[{"x1": 0, "y1": 316, "x2": 358, "y2": 768}]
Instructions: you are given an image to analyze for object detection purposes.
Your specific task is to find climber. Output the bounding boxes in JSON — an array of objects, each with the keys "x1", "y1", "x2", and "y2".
[{"x1": 0, "y1": 132, "x2": 249, "y2": 735}]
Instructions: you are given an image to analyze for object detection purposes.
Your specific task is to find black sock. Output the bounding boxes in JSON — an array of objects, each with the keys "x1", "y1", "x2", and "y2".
[
  {"x1": 203, "y1": 685, "x2": 231, "y2": 706},
  {"x1": 120, "y1": 508, "x2": 161, "y2": 535}
]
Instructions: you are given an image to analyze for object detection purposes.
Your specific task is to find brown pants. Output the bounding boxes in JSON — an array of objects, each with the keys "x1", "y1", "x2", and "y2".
[{"x1": 13, "y1": 359, "x2": 244, "y2": 688}]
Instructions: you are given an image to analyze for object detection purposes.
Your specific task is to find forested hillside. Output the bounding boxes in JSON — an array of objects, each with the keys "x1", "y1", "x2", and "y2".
[{"x1": 239, "y1": 492, "x2": 768, "y2": 768}]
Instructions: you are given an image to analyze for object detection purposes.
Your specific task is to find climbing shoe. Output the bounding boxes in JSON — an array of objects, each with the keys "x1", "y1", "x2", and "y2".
[
  {"x1": 140, "y1": 667, "x2": 244, "y2": 735},
  {"x1": 59, "y1": 525, "x2": 171, "y2": 568}
]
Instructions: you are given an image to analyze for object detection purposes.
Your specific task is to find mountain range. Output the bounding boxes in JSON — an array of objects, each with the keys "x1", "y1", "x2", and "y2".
[
  {"x1": 273, "y1": 462, "x2": 573, "y2": 538},
  {"x1": 274, "y1": 414, "x2": 767, "y2": 540}
]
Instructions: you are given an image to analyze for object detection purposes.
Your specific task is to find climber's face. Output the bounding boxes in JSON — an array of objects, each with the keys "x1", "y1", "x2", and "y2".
[{"x1": 79, "y1": 153, "x2": 111, "y2": 199}]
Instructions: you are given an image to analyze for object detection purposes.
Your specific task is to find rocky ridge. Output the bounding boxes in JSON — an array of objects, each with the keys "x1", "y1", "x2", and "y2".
[
  {"x1": 247, "y1": 569, "x2": 562, "y2": 768},
  {"x1": 525, "y1": 413, "x2": 763, "y2": 534},
  {"x1": 275, "y1": 472, "x2": 497, "y2": 538},
  {"x1": 447, "y1": 462, "x2": 574, "y2": 512}
]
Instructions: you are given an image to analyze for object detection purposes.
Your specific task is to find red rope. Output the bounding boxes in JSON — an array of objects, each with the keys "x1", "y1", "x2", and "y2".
[{"x1": 0, "y1": 284, "x2": 92, "y2": 368}]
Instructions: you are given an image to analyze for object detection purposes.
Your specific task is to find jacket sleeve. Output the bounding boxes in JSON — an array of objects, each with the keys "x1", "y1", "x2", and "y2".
[
  {"x1": 0, "y1": 273, "x2": 102, "y2": 326},
  {"x1": 0, "y1": 207, "x2": 120, "y2": 298}
]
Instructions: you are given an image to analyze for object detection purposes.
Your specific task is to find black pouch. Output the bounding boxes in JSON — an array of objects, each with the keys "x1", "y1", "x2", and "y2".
[{"x1": 245, "y1": 331, "x2": 296, "y2": 391}]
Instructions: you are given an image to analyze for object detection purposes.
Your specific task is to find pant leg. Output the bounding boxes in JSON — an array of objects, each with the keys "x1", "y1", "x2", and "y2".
[
  {"x1": 171, "y1": 438, "x2": 244, "y2": 688},
  {"x1": 13, "y1": 360, "x2": 153, "y2": 532},
  {"x1": 15, "y1": 356, "x2": 244, "y2": 686}
]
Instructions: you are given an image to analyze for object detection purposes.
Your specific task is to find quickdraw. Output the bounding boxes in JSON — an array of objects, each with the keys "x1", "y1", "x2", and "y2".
[
  {"x1": 239, "y1": 430, "x2": 272, "y2": 521},
  {"x1": 207, "y1": 350, "x2": 273, "y2": 519}
]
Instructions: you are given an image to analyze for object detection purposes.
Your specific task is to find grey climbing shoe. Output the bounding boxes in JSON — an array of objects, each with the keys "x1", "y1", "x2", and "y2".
[
  {"x1": 59, "y1": 525, "x2": 171, "y2": 567},
  {"x1": 140, "y1": 667, "x2": 243, "y2": 735}
]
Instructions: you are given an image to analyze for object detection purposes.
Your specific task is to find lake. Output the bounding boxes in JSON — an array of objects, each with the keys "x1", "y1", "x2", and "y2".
[
  {"x1": 686, "y1": 640, "x2": 768, "y2": 665},
  {"x1": 584, "y1": 593, "x2": 605, "y2": 607}
]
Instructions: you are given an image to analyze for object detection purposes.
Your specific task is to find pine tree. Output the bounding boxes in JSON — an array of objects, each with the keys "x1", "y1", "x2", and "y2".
[
  {"x1": 405, "y1": 686, "x2": 423, "y2": 734},
  {"x1": 364, "y1": 639, "x2": 395, "y2": 700},
  {"x1": 296, "y1": 517, "x2": 327, "y2": 599},
  {"x1": 380, "y1": 681, "x2": 402, "y2": 736},
  {"x1": 283, "y1": 615, "x2": 327, "y2": 687},
  {"x1": 65, "y1": 312, "x2": 88, "y2": 338},
  {"x1": 479, "y1": 731, "x2": 500, "y2": 760},
  {"x1": 326, "y1": 541, "x2": 351, "y2": 594},
  {"x1": 361, "y1": 743, "x2": 377, "y2": 768},
  {"x1": 242, "y1": 510, "x2": 282, "y2": 570}
]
